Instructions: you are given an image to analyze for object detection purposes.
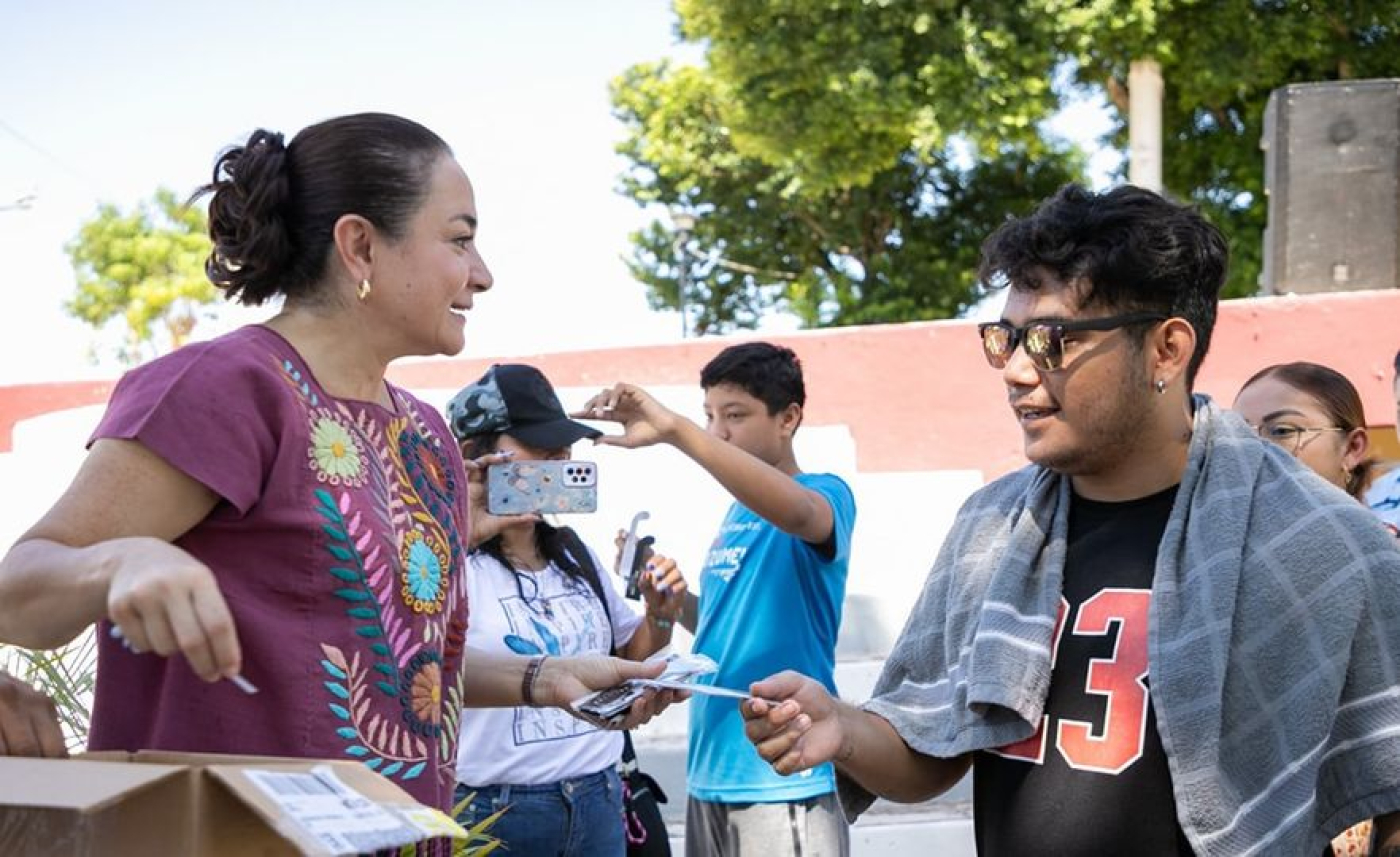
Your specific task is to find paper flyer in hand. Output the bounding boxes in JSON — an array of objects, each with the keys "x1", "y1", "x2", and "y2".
[{"x1": 634, "y1": 653, "x2": 755, "y2": 700}]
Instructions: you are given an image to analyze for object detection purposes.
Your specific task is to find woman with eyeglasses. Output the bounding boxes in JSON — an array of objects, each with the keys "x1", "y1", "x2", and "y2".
[
  {"x1": 1232, "y1": 362, "x2": 1386, "y2": 504},
  {"x1": 1234, "y1": 362, "x2": 1397, "y2": 857}
]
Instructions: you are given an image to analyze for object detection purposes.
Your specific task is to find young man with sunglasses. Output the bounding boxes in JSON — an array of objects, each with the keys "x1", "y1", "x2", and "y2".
[{"x1": 740, "y1": 184, "x2": 1400, "y2": 856}]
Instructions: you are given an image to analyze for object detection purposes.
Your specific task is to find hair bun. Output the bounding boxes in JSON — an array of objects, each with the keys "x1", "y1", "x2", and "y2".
[
  {"x1": 201, "y1": 128, "x2": 296, "y2": 304},
  {"x1": 191, "y1": 113, "x2": 452, "y2": 307}
]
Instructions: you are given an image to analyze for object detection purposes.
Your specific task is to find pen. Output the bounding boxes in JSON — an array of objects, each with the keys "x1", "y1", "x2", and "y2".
[{"x1": 108, "y1": 624, "x2": 258, "y2": 694}]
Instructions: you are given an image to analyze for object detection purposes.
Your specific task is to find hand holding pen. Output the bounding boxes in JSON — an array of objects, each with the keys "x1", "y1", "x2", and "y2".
[
  {"x1": 108, "y1": 624, "x2": 257, "y2": 694},
  {"x1": 102, "y1": 537, "x2": 251, "y2": 692}
]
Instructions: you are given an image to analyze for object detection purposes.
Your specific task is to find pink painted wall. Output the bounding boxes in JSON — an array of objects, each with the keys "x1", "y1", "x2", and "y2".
[{"x1": 2, "y1": 290, "x2": 1397, "y2": 476}]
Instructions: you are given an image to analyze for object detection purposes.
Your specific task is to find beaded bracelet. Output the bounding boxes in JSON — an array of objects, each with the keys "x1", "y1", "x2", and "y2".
[{"x1": 522, "y1": 655, "x2": 548, "y2": 707}]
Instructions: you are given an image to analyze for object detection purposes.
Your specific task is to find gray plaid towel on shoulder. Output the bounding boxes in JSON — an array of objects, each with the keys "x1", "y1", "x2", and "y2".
[{"x1": 845, "y1": 395, "x2": 1400, "y2": 856}]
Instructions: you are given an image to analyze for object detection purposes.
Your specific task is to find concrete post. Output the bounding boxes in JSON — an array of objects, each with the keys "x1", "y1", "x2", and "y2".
[{"x1": 1128, "y1": 59, "x2": 1164, "y2": 193}]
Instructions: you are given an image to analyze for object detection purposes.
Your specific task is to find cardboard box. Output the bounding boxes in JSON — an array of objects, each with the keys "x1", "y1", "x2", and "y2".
[{"x1": 0, "y1": 750, "x2": 466, "y2": 856}]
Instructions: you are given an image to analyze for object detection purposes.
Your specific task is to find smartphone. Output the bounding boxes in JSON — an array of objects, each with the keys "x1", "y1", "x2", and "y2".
[
  {"x1": 487, "y1": 460, "x2": 598, "y2": 515},
  {"x1": 571, "y1": 653, "x2": 721, "y2": 726},
  {"x1": 572, "y1": 680, "x2": 648, "y2": 726}
]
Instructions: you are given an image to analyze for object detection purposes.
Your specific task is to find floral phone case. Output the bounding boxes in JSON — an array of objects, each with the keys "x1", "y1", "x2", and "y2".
[{"x1": 486, "y1": 460, "x2": 598, "y2": 515}]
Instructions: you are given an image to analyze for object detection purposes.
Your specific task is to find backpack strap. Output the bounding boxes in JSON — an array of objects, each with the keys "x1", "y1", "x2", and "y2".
[
  {"x1": 556, "y1": 526, "x2": 649, "y2": 770},
  {"x1": 556, "y1": 526, "x2": 615, "y2": 648}
]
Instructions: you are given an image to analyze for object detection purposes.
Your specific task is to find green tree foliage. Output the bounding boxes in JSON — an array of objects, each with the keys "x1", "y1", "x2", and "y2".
[
  {"x1": 612, "y1": 2, "x2": 1085, "y2": 332},
  {"x1": 1040, "y1": 0, "x2": 1400, "y2": 297},
  {"x1": 615, "y1": 1, "x2": 1400, "y2": 324},
  {"x1": 65, "y1": 188, "x2": 215, "y2": 362}
]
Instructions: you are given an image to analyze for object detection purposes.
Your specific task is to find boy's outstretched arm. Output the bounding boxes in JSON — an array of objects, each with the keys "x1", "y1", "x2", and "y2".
[{"x1": 577, "y1": 383, "x2": 834, "y2": 544}]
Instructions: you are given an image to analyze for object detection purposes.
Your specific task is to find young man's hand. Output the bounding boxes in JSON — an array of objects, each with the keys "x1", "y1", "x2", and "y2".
[
  {"x1": 574, "y1": 383, "x2": 683, "y2": 449},
  {"x1": 742, "y1": 671, "x2": 846, "y2": 775}
]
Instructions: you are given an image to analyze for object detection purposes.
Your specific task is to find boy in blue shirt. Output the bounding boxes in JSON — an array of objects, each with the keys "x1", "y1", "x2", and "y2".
[{"x1": 580, "y1": 342, "x2": 856, "y2": 856}]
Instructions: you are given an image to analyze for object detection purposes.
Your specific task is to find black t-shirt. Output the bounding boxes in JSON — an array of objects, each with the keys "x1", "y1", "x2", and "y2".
[{"x1": 973, "y1": 485, "x2": 1194, "y2": 856}]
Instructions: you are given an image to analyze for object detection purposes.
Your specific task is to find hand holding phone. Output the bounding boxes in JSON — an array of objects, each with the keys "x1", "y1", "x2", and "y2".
[
  {"x1": 572, "y1": 680, "x2": 652, "y2": 727},
  {"x1": 487, "y1": 460, "x2": 598, "y2": 515},
  {"x1": 572, "y1": 654, "x2": 734, "y2": 726}
]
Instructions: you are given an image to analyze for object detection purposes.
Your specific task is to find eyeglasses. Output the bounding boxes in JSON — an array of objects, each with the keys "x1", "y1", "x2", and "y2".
[
  {"x1": 977, "y1": 312, "x2": 1168, "y2": 372},
  {"x1": 1251, "y1": 422, "x2": 1347, "y2": 454}
]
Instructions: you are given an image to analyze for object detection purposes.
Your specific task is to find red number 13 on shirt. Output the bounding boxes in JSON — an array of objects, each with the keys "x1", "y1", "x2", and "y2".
[{"x1": 995, "y1": 589, "x2": 1151, "y2": 774}]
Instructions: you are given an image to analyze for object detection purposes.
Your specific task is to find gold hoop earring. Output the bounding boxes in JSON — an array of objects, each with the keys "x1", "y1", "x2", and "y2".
[{"x1": 357, "y1": 278, "x2": 372, "y2": 301}]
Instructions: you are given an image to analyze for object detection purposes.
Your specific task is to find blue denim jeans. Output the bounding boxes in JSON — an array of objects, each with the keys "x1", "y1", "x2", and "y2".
[{"x1": 455, "y1": 767, "x2": 625, "y2": 857}]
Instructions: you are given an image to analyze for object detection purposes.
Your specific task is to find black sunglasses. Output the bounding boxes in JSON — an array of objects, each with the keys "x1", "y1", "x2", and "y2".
[{"x1": 977, "y1": 312, "x2": 1168, "y2": 372}]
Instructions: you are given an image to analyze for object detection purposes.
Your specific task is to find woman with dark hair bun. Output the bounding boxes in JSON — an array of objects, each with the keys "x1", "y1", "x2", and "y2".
[{"x1": 0, "y1": 113, "x2": 670, "y2": 817}]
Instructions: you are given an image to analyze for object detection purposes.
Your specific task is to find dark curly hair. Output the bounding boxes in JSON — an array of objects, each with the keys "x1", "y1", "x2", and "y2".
[
  {"x1": 978, "y1": 184, "x2": 1229, "y2": 387},
  {"x1": 700, "y1": 342, "x2": 806, "y2": 417},
  {"x1": 191, "y1": 113, "x2": 451, "y2": 305}
]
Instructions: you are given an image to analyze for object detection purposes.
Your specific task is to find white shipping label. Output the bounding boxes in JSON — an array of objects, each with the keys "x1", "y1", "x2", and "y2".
[{"x1": 244, "y1": 766, "x2": 426, "y2": 855}]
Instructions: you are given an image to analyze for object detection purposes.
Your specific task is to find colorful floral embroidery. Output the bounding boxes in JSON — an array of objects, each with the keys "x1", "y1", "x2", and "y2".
[
  {"x1": 401, "y1": 650, "x2": 444, "y2": 734},
  {"x1": 392, "y1": 420, "x2": 464, "y2": 618},
  {"x1": 315, "y1": 490, "x2": 402, "y2": 686},
  {"x1": 398, "y1": 428, "x2": 460, "y2": 545},
  {"x1": 309, "y1": 414, "x2": 366, "y2": 485},
  {"x1": 315, "y1": 488, "x2": 427, "y2": 673},
  {"x1": 312, "y1": 446, "x2": 466, "y2": 790},
  {"x1": 278, "y1": 359, "x2": 321, "y2": 408},
  {"x1": 400, "y1": 529, "x2": 449, "y2": 614},
  {"x1": 320, "y1": 642, "x2": 430, "y2": 780},
  {"x1": 285, "y1": 352, "x2": 468, "y2": 797}
]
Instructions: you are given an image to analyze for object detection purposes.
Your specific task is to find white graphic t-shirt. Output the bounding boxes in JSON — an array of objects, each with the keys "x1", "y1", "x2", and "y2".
[{"x1": 453, "y1": 549, "x2": 643, "y2": 786}]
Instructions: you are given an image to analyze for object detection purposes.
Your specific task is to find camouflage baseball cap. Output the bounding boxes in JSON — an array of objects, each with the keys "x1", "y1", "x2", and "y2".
[{"x1": 447, "y1": 364, "x2": 601, "y2": 449}]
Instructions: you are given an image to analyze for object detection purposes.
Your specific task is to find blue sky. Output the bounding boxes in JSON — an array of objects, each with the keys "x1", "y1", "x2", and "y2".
[{"x1": 0, "y1": 1, "x2": 1115, "y2": 385}]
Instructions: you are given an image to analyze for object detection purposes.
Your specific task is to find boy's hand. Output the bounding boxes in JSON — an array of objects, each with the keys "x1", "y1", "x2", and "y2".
[{"x1": 574, "y1": 384, "x2": 682, "y2": 449}]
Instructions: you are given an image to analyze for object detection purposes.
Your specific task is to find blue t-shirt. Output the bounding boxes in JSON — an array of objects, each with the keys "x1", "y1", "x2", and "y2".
[{"x1": 687, "y1": 472, "x2": 856, "y2": 803}]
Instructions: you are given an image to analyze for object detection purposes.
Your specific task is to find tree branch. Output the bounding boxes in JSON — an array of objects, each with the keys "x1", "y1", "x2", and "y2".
[
  {"x1": 1106, "y1": 75, "x2": 1129, "y2": 113},
  {"x1": 713, "y1": 257, "x2": 799, "y2": 280}
]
